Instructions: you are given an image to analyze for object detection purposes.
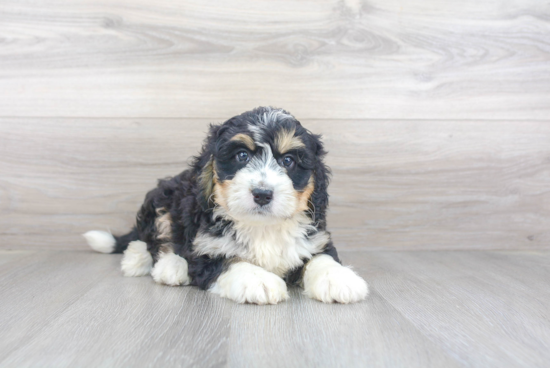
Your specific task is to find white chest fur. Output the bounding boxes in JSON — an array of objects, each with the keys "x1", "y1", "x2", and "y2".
[{"x1": 193, "y1": 213, "x2": 329, "y2": 277}]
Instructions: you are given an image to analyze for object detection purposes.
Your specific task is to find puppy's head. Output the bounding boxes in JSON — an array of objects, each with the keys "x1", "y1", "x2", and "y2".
[{"x1": 196, "y1": 107, "x2": 329, "y2": 225}]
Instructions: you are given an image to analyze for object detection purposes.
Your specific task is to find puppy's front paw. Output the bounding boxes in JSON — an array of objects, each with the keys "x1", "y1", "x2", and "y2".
[
  {"x1": 151, "y1": 252, "x2": 190, "y2": 286},
  {"x1": 304, "y1": 255, "x2": 369, "y2": 304},
  {"x1": 210, "y1": 262, "x2": 289, "y2": 305}
]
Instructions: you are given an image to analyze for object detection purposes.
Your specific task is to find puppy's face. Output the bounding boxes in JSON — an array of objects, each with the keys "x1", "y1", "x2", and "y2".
[{"x1": 207, "y1": 108, "x2": 319, "y2": 223}]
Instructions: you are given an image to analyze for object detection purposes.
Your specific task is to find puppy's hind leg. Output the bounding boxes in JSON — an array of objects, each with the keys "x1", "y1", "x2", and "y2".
[
  {"x1": 121, "y1": 241, "x2": 153, "y2": 277},
  {"x1": 151, "y1": 244, "x2": 190, "y2": 286}
]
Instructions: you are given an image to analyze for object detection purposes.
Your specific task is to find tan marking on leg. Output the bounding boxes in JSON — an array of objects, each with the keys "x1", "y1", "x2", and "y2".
[
  {"x1": 155, "y1": 208, "x2": 172, "y2": 241},
  {"x1": 159, "y1": 242, "x2": 174, "y2": 256},
  {"x1": 230, "y1": 133, "x2": 256, "y2": 151},
  {"x1": 275, "y1": 128, "x2": 305, "y2": 153}
]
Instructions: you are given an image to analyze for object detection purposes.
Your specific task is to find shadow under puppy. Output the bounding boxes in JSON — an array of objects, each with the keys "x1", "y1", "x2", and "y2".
[{"x1": 84, "y1": 107, "x2": 368, "y2": 304}]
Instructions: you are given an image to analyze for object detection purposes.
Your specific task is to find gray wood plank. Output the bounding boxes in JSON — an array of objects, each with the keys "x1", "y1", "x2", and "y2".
[
  {"x1": 0, "y1": 251, "x2": 119, "y2": 361},
  {"x1": 0, "y1": 264, "x2": 232, "y2": 368},
  {"x1": 0, "y1": 0, "x2": 549, "y2": 119},
  {"x1": 1, "y1": 250, "x2": 550, "y2": 367},
  {"x1": 1, "y1": 118, "x2": 549, "y2": 251},
  {"x1": 226, "y1": 288, "x2": 462, "y2": 368},
  {"x1": 362, "y1": 250, "x2": 550, "y2": 368},
  {"x1": 0, "y1": 250, "x2": 36, "y2": 269}
]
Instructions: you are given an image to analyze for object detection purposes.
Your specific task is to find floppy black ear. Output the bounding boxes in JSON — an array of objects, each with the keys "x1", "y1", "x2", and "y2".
[
  {"x1": 310, "y1": 134, "x2": 331, "y2": 230},
  {"x1": 194, "y1": 123, "x2": 222, "y2": 211}
]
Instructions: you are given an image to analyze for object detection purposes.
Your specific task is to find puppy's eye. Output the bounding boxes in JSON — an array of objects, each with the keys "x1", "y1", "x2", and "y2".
[
  {"x1": 236, "y1": 151, "x2": 250, "y2": 163},
  {"x1": 281, "y1": 155, "x2": 295, "y2": 168}
]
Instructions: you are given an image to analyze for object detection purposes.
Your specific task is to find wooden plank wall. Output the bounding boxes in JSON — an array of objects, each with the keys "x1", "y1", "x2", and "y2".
[{"x1": 1, "y1": 0, "x2": 549, "y2": 250}]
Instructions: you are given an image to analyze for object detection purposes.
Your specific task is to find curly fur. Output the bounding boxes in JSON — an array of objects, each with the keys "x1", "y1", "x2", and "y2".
[{"x1": 84, "y1": 107, "x2": 368, "y2": 304}]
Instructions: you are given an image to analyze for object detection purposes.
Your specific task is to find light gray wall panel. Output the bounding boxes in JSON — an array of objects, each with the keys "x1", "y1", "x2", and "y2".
[
  {"x1": 1, "y1": 118, "x2": 548, "y2": 250},
  {"x1": 0, "y1": 0, "x2": 548, "y2": 119}
]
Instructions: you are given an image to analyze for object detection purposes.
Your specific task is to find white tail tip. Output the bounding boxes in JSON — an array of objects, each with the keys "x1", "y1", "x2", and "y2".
[{"x1": 83, "y1": 230, "x2": 116, "y2": 254}]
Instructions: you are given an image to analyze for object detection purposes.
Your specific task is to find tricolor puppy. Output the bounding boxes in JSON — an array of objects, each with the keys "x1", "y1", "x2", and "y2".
[{"x1": 84, "y1": 107, "x2": 368, "y2": 304}]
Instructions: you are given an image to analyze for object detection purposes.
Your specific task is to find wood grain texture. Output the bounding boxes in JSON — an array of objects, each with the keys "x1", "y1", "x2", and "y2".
[
  {"x1": 1, "y1": 118, "x2": 549, "y2": 250},
  {"x1": 1, "y1": 259, "x2": 231, "y2": 367},
  {"x1": 0, "y1": 0, "x2": 549, "y2": 119},
  {"x1": 368, "y1": 251, "x2": 550, "y2": 367},
  {"x1": 1, "y1": 250, "x2": 549, "y2": 367},
  {"x1": 0, "y1": 251, "x2": 118, "y2": 360},
  {"x1": 225, "y1": 286, "x2": 462, "y2": 368}
]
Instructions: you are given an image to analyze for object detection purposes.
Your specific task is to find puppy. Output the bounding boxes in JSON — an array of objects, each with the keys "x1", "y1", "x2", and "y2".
[{"x1": 84, "y1": 107, "x2": 368, "y2": 304}]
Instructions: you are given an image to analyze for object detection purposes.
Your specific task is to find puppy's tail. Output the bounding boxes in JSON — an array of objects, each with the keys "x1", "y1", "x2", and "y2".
[{"x1": 83, "y1": 227, "x2": 139, "y2": 254}]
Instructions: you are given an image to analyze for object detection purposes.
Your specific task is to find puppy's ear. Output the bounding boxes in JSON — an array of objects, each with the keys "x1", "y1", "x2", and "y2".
[
  {"x1": 310, "y1": 134, "x2": 331, "y2": 230},
  {"x1": 197, "y1": 155, "x2": 214, "y2": 210},
  {"x1": 195, "y1": 124, "x2": 222, "y2": 210}
]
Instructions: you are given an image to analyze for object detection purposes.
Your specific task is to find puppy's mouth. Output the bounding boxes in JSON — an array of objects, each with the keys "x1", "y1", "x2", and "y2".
[{"x1": 250, "y1": 205, "x2": 272, "y2": 215}]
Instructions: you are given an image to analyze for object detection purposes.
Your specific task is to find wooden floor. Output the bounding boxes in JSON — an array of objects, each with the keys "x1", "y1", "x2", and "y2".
[{"x1": 1, "y1": 249, "x2": 549, "y2": 368}]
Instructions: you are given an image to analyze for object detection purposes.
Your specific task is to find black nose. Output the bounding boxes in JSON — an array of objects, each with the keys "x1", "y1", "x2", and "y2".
[{"x1": 252, "y1": 189, "x2": 273, "y2": 206}]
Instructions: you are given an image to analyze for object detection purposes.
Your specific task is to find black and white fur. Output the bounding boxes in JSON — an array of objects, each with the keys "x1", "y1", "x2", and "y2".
[{"x1": 84, "y1": 107, "x2": 368, "y2": 304}]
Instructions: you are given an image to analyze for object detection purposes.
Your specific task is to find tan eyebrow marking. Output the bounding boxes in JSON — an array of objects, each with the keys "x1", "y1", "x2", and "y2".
[
  {"x1": 230, "y1": 133, "x2": 256, "y2": 151},
  {"x1": 275, "y1": 128, "x2": 305, "y2": 153}
]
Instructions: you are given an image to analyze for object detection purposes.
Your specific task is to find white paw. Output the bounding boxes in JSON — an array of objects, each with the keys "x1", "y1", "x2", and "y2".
[
  {"x1": 304, "y1": 254, "x2": 369, "y2": 304},
  {"x1": 151, "y1": 252, "x2": 190, "y2": 286},
  {"x1": 83, "y1": 230, "x2": 116, "y2": 254},
  {"x1": 210, "y1": 262, "x2": 289, "y2": 305},
  {"x1": 121, "y1": 241, "x2": 153, "y2": 277}
]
